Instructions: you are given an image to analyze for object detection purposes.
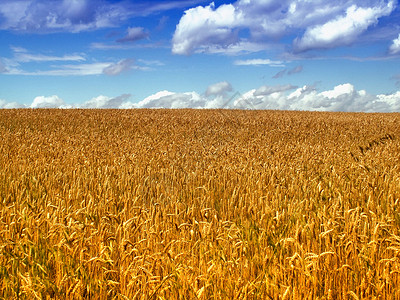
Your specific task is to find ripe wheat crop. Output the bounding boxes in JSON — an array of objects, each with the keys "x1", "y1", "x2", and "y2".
[{"x1": 1, "y1": 109, "x2": 400, "y2": 299}]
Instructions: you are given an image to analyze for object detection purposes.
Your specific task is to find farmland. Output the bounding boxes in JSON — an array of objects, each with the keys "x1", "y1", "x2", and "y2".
[{"x1": 1, "y1": 109, "x2": 400, "y2": 299}]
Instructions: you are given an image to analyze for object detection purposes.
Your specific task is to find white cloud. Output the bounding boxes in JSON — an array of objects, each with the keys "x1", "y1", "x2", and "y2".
[
  {"x1": 2, "y1": 82, "x2": 400, "y2": 112},
  {"x1": 129, "y1": 83, "x2": 400, "y2": 112},
  {"x1": 172, "y1": 2, "x2": 240, "y2": 55},
  {"x1": 124, "y1": 87, "x2": 230, "y2": 110},
  {"x1": 0, "y1": 99, "x2": 25, "y2": 109},
  {"x1": 132, "y1": 91, "x2": 207, "y2": 109},
  {"x1": 172, "y1": 0, "x2": 397, "y2": 55},
  {"x1": 30, "y1": 95, "x2": 67, "y2": 108},
  {"x1": 205, "y1": 81, "x2": 233, "y2": 97},
  {"x1": 133, "y1": 90, "x2": 174, "y2": 107},
  {"x1": 233, "y1": 83, "x2": 400, "y2": 112},
  {"x1": 234, "y1": 58, "x2": 284, "y2": 66},
  {"x1": 81, "y1": 94, "x2": 131, "y2": 108},
  {"x1": 144, "y1": 81, "x2": 235, "y2": 109},
  {"x1": 319, "y1": 83, "x2": 355, "y2": 99},
  {"x1": 389, "y1": 33, "x2": 400, "y2": 54},
  {"x1": 294, "y1": 2, "x2": 395, "y2": 51},
  {"x1": 376, "y1": 91, "x2": 400, "y2": 110}
]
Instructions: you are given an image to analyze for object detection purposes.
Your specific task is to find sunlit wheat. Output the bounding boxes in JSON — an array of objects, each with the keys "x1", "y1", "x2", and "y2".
[{"x1": 0, "y1": 109, "x2": 399, "y2": 299}]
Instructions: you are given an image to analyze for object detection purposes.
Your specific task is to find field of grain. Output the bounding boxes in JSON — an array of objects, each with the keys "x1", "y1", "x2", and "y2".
[{"x1": 1, "y1": 109, "x2": 400, "y2": 299}]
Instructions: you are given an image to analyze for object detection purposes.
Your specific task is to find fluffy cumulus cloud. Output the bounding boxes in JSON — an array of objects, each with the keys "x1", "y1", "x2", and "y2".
[
  {"x1": 1, "y1": 82, "x2": 400, "y2": 111},
  {"x1": 123, "y1": 82, "x2": 235, "y2": 109},
  {"x1": 294, "y1": 2, "x2": 395, "y2": 51},
  {"x1": 376, "y1": 91, "x2": 400, "y2": 110},
  {"x1": 232, "y1": 83, "x2": 400, "y2": 112},
  {"x1": 30, "y1": 95, "x2": 67, "y2": 108},
  {"x1": 82, "y1": 94, "x2": 131, "y2": 108},
  {"x1": 122, "y1": 83, "x2": 400, "y2": 112},
  {"x1": 172, "y1": 0, "x2": 397, "y2": 55},
  {"x1": 172, "y1": 2, "x2": 240, "y2": 55},
  {"x1": 205, "y1": 81, "x2": 233, "y2": 97},
  {"x1": 0, "y1": 99, "x2": 24, "y2": 109},
  {"x1": 389, "y1": 33, "x2": 400, "y2": 54},
  {"x1": 125, "y1": 83, "x2": 400, "y2": 112},
  {"x1": 130, "y1": 91, "x2": 207, "y2": 109}
]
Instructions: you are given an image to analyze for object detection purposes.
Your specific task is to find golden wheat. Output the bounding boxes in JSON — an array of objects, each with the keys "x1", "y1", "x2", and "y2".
[{"x1": 0, "y1": 109, "x2": 399, "y2": 299}]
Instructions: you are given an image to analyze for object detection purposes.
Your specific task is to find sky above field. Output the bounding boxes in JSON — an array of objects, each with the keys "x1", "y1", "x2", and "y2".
[{"x1": 1, "y1": 0, "x2": 400, "y2": 111}]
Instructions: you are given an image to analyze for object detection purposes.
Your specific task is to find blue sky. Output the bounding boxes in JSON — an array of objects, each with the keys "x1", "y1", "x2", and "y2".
[{"x1": 1, "y1": 0, "x2": 400, "y2": 111}]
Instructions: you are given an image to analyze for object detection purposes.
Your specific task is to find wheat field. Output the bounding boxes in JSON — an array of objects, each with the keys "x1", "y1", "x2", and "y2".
[{"x1": 1, "y1": 109, "x2": 400, "y2": 299}]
